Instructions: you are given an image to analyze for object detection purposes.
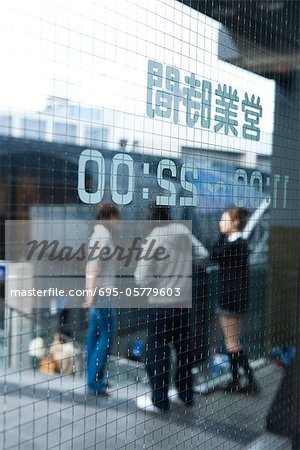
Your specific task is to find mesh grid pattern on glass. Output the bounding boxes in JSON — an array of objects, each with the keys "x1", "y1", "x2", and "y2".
[{"x1": 0, "y1": 0, "x2": 299, "y2": 449}]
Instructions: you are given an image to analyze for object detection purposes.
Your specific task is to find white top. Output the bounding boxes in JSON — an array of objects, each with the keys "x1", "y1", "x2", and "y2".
[
  {"x1": 134, "y1": 223, "x2": 209, "y2": 307},
  {"x1": 227, "y1": 231, "x2": 243, "y2": 242},
  {"x1": 86, "y1": 224, "x2": 117, "y2": 294}
]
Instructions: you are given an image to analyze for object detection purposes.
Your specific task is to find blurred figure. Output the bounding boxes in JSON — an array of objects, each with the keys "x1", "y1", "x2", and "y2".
[
  {"x1": 28, "y1": 336, "x2": 46, "y2": 369},
  {"x1": 49, "y1": 331, "x2": 75, "y2": 375},
  {"x1": 135, "y1": 204, "x2": 209, "y2": 412},
  {"x1": 267, "y1": 346, "x2": 299, "y2": 448},
  {"x1": 83, "y1": 203, "x2": 120, "y2": 395},
  {"x1": 211, "y1": 207, "x2": 260, "y2": 393}
]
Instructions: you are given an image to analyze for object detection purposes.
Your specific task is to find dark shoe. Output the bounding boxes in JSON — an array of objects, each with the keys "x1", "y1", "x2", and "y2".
[
  {"x1": 241, "y1": 382, "x2": 260, "y2": 395},
  {"x1": 153, "y1": 400, "x2": 170, "y2": 412},
  {"x1": 87, "y1": 388, "x2": 112, "y2": 397},
  {"x1": 183, "y1": 399, "x2": 194, "y2": 408},
  {"x1": 178, "y1": 393, "x2": 194, "y2": 406},
  {"x1": 223, "y1": 381, "x2": 242, "y2": 393}
]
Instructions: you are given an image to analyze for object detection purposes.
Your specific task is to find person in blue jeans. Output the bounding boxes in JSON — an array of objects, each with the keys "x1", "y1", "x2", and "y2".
[
  {"x1": 86, "y1": 304, "x2": 116, "y2": 394},
  {"x1": 83, "y1": 203, "x2": 120, "y2": 396}
]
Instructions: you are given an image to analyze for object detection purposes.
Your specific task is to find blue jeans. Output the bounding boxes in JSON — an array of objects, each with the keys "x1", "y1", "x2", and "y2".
[{"x1": 86, "y1": 306, "x2": 116, "y2": 393}]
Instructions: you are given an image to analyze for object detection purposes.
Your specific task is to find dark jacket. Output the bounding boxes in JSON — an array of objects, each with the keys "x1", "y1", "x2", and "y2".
[{"x1": 211, "y1": 234, "x2": 249, "y2": 313}]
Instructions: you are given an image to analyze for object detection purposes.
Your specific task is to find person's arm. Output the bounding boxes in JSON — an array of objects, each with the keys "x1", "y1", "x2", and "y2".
[
  {"x1": 82, "y1": 231, "x2": 102, "y2": 308},
  {"x1": 191, "y1": 234, "x2": 210, "y2": 265},
  {"x1": 83, "y1": 263, "x2": 100, "y2": 308},
  {"x1": 134, "y1": 232, "x2": 155, "y2": 286}
]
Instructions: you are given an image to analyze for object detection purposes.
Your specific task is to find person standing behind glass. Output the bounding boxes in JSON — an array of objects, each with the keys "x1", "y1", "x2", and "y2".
[
  {"x1": 83, "y1": 203, "x2": 120, "y2": 396},
  {"x1": 211, "y1": 207, "x2": 260, "y2": 394},
  {"x1": 135, "y1": 204, "x2": 209, "y2": 412}
]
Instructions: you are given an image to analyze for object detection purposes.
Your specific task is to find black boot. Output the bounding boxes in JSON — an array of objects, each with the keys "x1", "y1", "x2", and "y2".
[
  {"x1": 224, "y1": 351, "x2": 241, "y2": 393},
  {"x1": 239, "y1": 350, "x2": 260, "y2": 394}
]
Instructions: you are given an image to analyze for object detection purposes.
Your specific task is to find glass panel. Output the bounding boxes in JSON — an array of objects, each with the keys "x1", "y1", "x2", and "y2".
[{"x1": 0, "y1": 1, "x2": 299, "y2": 449}]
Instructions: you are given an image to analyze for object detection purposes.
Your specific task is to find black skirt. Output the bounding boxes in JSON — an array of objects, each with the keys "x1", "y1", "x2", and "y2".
[{"x1": 211, "y1": 236, "x2": 249, "y2": 314}]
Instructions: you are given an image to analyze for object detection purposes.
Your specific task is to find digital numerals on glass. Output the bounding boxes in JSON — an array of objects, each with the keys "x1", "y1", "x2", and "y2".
[
  {"x1": 156, "y1": 159, "x2": 197, "y2": 207},
  {"x1": 78, "y1": 150, "x2": 198, "y2": 207},
  {"x1": 78, "y1": 149, "x2": 289, "y2": 209},
  {"x1": 233, "y1": 170, "x2": 289, "y2": 209}
]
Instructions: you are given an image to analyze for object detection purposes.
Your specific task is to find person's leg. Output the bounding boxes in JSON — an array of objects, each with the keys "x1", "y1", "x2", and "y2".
[
  {"x1": 172, "y1": 309, "x2": 194, "y2": 405},
  {"x1": 219, "y1": 314, "x2": 243, "y2": 386},
  {"x1": 87, "y1": 307, "x2": 115, "y2": 393},
  {"x1": 219, "y1": 314, "x2": 243, "y2": 353},
  {"x1": 95, "y1": 307, "x2": 115, "y2": 385},
  {"x1": 86, "y1": 307, "x2": 100, "y2": 389},
  {"x1": 219, "y1": 314, "x2": 258, "y2": 391},
  {"x1": 145, "y1": 309, "x2": 170, "y2": 411},
  {"x1": 238, "y1": 349, "x2": 259, "y2": 391}
]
